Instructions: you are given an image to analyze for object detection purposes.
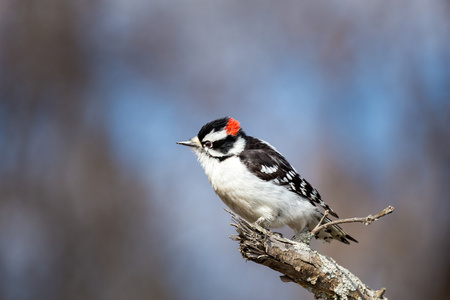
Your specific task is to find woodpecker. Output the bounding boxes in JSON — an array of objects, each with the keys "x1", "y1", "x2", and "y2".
[{"x1": 177, "y1": 117, "x2": 357, "y2": 244}]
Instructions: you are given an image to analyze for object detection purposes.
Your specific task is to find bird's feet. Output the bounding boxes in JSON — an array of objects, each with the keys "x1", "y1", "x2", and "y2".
[
  {"x1": 253, "y1": 217, "x2": 270, "y2": 238},
  {"x1": 254, "y1": 216, "x2": 267, "y2": 227}
]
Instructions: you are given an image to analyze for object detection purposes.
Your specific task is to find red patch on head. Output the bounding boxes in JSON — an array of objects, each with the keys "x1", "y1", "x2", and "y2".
[{"x1": 226, "y1": 118, "x2": 241, "y2": 136}]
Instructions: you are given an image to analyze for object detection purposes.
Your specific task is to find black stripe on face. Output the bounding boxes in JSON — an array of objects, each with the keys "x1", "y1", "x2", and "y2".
[{"x1": 212, "y1": 135, "x2": 237, "y2": 154}]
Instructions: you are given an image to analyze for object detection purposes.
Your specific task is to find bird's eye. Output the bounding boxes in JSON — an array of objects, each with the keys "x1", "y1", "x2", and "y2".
[{"x1": 204, "y1": 141, "x2": 212, "y2": 148}]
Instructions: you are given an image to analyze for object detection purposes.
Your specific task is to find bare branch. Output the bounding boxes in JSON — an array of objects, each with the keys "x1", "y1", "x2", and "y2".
[
  {"x1": 311, "y1": 206, "x2": 395, "y2": 236},
  {"x1": 228, "y1": 210, "x2": 391, "y2": 300},
  {"x1": 316, "y1": 209, "x2": 330, "y2": 229}
]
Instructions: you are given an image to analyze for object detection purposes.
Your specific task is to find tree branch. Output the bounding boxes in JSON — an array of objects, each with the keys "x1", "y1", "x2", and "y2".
[
  {"x1": 229, "y1": 208, "x2": 393, "y2": 300},
  {"x1": 311, "y1": 206, "x2": 395, "y2": 236}
]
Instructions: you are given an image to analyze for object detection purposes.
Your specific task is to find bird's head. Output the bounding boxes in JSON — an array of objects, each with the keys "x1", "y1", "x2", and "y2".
[{"x1": 177, "y1": 117, "x2": 246, "y2": 159}]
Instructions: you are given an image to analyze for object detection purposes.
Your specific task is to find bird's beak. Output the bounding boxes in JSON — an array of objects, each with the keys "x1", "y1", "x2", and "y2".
[{"x1": 177, "y1": 136, "x2": 201, "y2": 148}]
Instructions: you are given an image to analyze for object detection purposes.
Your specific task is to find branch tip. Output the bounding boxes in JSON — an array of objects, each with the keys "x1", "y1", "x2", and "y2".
[{"x1": 311, "y1": 205, "x2": 394, "y2": 235}]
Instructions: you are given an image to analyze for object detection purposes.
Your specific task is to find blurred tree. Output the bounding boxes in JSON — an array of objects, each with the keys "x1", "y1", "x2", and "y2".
[{"x1": 0, "y1": 1, "x2": 174, "y2": 300}]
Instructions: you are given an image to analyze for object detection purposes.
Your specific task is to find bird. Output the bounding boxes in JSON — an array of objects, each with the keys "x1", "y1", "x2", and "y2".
[{"x1": 177, "y1": 117, "x2": 357, "y2": 244}]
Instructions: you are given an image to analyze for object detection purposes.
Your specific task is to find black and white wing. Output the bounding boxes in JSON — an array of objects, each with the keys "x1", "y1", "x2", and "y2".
[{"x1": 239, "y1": 137, "x2": 339, "y2": 218}]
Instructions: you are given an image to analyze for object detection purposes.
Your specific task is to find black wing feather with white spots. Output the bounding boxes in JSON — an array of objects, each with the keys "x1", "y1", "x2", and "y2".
[{"x1": 239, "y1": 137, "x2": 339, "y2": 218}]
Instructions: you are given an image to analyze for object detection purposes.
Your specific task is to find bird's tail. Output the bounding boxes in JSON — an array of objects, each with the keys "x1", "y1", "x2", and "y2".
[{"x1": 309, "y1": 213, "x2": 358, "y2": 244}]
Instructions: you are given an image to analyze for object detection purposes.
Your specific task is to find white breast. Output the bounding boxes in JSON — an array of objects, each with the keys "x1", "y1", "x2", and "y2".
[{"x1": 194, "y1": 151, "x2": 318, "y2": 232}]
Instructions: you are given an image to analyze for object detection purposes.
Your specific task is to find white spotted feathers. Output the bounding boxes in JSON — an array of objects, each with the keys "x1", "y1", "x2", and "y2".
[{"x1": 261, "y1": 165, "x2": 278, "y2": 174}]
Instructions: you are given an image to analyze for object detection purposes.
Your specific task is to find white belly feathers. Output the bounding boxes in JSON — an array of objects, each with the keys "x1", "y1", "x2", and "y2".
[{"x1": 196, "y1": 153, "x2": 318, "y2": 232}]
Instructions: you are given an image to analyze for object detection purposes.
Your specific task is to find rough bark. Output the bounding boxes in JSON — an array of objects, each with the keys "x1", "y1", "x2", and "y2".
[{"x1": 229, "y1": 213, "x2": 388, "y2": 300}]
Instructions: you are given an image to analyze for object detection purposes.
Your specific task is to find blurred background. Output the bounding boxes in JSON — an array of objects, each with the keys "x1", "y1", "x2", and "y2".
[{"x1": 0, "y1": 0, "x2": 449, "y2": 299}]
